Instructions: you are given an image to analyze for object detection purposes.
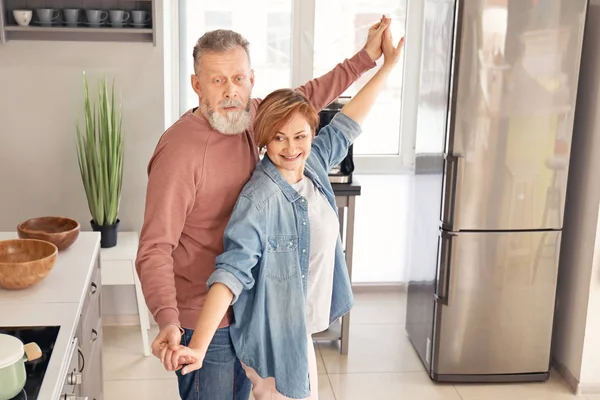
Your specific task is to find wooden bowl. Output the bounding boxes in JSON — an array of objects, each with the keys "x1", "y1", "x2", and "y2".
[
  {"x1": 17, "y1": 217, "x2": 80, "y2": 251},
  {"x1": 0, "y1": 239, "x2": 57, "y2": 290}
]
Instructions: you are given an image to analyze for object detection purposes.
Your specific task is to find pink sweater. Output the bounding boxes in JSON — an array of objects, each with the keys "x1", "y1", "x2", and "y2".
[{"x1": 136, "y1": 49, "x2": 375, "y2": 330}]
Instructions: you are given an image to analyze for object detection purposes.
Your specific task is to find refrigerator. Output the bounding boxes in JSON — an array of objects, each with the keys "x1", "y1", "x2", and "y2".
[{"x1": 405, "y1": 0, "x2": 589, "y2": 383}]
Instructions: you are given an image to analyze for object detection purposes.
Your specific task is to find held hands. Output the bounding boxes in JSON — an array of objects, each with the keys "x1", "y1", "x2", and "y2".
[
  {"x1": 170, "y1": 346, "x2": 205, "y2": 375},
  {"x1": 364, "y1": 15, "x2": 391, "y2": 61},
  {"x1": 151, "y1": 326, "x2": 202, "y2": 372},
  {"x1": 152, "y1": 324, "x2": 185, "y2": 371},
  {"x1": 152, "y1": 324, "x2": 181, "y2": 359},
  {"x1": 363, "y1": 15, "x2": 405, "y2": 67}
]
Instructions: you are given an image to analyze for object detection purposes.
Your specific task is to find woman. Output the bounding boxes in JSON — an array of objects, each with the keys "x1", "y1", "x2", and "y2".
[{"x1": 171, "y1": 28, "x2": 404, "y2": 399}]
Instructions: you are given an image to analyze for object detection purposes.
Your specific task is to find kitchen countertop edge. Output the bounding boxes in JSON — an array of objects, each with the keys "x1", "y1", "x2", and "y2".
[{"x1": 0, "y1": 232, "x2": 101, "y2": 400}]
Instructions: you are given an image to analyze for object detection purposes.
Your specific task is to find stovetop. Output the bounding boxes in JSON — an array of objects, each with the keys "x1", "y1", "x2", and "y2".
[
  {"x1": 10, "y1": 389, "x2": 28, "y2": 400},
  {"x1": 0, "y1": 326, "x2": 60, "y2": 400}
]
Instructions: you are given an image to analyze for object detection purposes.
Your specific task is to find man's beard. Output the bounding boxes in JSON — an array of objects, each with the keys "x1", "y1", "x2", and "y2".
[{"x1": 199, "y1": 98, "x2": 251, "y2": 135}]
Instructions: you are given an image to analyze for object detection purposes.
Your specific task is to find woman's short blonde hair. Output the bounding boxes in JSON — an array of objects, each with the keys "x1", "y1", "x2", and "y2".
[{"x1": 254, "y1": 89, "x2": 320, "y2": 149}]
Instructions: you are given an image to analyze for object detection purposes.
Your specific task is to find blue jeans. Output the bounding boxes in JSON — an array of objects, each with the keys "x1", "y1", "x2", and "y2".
[{"x1": 175, "y1": 327, "x2": 251, "y2": 400}]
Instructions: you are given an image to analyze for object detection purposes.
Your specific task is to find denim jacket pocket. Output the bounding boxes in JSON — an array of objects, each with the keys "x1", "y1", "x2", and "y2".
[{"x1": 266, "y1": 235, "x2": 299, "y2": 281}]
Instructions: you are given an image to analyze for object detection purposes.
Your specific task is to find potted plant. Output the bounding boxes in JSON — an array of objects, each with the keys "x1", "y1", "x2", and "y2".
[{"x1": 75, "y1": 72, "x2": 124, "y2": 248}]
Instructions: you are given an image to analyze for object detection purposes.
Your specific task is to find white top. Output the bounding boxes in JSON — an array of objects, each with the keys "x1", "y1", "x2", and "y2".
[
  {"x1": 0, "y1": 333, "x2": 23, "y2": 368},
  {"x1": 291, "y1": 178, "x2": 340, "y2": 334}
]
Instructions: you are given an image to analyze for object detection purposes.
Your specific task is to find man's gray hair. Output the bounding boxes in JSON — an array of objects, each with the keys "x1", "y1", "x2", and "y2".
[{"x1": 193, "y1": 29, "x2": 251, "y2": 74}]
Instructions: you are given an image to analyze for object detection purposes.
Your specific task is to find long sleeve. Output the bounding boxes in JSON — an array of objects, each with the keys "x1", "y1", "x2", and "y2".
[
  {"x1": 207, "y1": 195, "x2": 264, "y2": 304},
  {"x1": 135, "y1": 135, "x2": 203, "y2": 328},
  {"x1": 294, "y1": 49, "x2": 376, "y2": 112},
  {"x1": 311, "y1": 112, "x2": 362, "y2": 173}
]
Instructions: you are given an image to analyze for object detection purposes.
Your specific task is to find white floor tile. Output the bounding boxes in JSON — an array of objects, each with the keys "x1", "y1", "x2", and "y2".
[
  {"x1": 248, "y1": 375, "x2": 333, "y2": 400},
  {"x1": 454, "y1": 371, "x2": 580, "y2": 400},
  {"x1": 104, "y1": 378, "x2": 180, "y2": 400},
  {"x1": 103, "y1": 326, "x2": 175, "y2": 381},
  {"x1": 351, "y1": 290, "x2": 406, "y2": 325},
  {"x1": 317, "y1": 374, "x2": 336, "y2": 400},
  {"x1": 318, "y1": 323, "x2": 423, "y2": 374},
  {"x1": 328, "y1": 371, "x2": 461, "y2": 400},
  {"x1": 314, "y1": 343, "x2": 327, "y2": 374}
]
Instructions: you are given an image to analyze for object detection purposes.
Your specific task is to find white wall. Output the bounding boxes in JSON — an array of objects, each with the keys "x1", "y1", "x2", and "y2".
[
  {"x1": 0, "y1": 42, "x2": 165, "y2": 233},
  {"x1": 0, "y1": 3, "x2": 167, "y2": 316},
  {"x1": 551, "y1": 0, "x2": 600, "y2": 393},
  {"x1": 351, "y1": 174, "x2": 411, "y2": 283},
  {"x1": 576, "y1": 2, "x2": 600, "y2": 385},
  {"x1": 580, "y1": 208, "x2": 600, "y2": 387}
]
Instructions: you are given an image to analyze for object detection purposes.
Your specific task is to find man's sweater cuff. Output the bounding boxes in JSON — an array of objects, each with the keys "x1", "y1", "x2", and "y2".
[
  {"x1": 352, "y1": 48, "x2": 377, "y2": 71},
  {"x1": 156, "y1": 308, "x2": 180, "y2": 330}
]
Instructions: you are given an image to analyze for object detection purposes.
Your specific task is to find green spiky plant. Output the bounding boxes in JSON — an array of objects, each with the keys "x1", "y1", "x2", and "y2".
[{"x1": 75, "y1": 72, "x2": 124, "y2": 231}]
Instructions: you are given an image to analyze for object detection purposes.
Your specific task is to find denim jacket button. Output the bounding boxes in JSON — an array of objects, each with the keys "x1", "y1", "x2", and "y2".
[
  {"x1": 303, "y1": 221, "x2": 307, "y2": 225},
  {"x1": 302, "y1": 249, "x2": 307, "y2": 253}
]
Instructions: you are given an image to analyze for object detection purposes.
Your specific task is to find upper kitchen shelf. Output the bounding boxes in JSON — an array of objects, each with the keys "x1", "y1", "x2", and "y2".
[{"x1": 0, "y1": 0, "x2": 156, "y2": 45}]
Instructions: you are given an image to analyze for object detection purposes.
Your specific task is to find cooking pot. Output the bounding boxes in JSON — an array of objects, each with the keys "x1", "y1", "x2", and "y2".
[{"x1": 0, "y1": 333, "x2": 42, "y2": 400}]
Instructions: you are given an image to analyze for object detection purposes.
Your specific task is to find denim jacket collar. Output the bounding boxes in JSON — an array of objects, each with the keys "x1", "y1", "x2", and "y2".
[{"x1": 260, "y1": 155, "x2": 326, "y2": 202}]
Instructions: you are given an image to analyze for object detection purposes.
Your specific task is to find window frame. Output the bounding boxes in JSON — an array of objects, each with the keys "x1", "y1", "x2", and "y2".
[{"x1": 174, "y1": 0, "x2": 422, "y2": 174}]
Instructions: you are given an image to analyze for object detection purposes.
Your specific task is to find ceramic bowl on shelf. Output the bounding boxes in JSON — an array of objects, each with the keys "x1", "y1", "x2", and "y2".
[
  {"x1": 17, "y1": 216, "x2": 80, "y2": 251},
  {"x1": 0, "y1": 239, "x2": 57, "y2": 290}
]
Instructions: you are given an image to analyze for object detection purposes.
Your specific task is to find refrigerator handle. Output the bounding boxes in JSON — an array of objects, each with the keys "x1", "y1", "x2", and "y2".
[
  {"x1": 441, "y1": 153, "x2": 461, "y2": 230},
  {"x1": 436, "y1": 231, "x2": 455, "y2": 306}
]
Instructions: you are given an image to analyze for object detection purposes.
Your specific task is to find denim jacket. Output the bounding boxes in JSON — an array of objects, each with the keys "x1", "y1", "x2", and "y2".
[{"x1": 207, "y1": 112, "x2": 361, "y2": 398}]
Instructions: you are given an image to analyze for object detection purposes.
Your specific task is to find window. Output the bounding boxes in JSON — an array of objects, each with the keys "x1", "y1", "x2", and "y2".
[
  {"x1": 179, "y1": 0, "x2": 408, "y2": 165},
  {"x1": 204, "y1": 12, "x2": 233, "y2": 31},
  {"x1": 267, "y1": 13, "x2": 291, "y2": 67},
  {"x1": 313, "y1": 0, "x2": 407, "y2": 155},
  {"x1": 179, "y1": 0, "x2": 293, "y2": 110}
]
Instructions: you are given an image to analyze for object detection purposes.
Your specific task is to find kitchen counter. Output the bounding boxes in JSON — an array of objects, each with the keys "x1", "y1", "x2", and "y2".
[
  {"x1": 0, "y1": 303, "x2": 80, "y2": 400},
  {"x1": 0, "y1": 232, "x2": 100, "y2": 306},
  {"x1": 0, "y1": 232, "x2": 101, "y2": 400}
]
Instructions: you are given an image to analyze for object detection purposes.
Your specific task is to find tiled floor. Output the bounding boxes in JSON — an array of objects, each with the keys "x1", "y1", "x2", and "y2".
[{"x1": 102, "y1": 289, "x2": 591, "y2": 399}]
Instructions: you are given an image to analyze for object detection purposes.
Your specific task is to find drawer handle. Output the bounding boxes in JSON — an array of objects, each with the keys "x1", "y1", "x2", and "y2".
[
  {"x1": 90, "y1": 282, "x2": 98, "y2": 295},
  {"x1": 78, "y1": 346, "x2": 85, "y2": 373},
  {"x1": 91, "y1": 329, "x2": 98, "y2": 344}
]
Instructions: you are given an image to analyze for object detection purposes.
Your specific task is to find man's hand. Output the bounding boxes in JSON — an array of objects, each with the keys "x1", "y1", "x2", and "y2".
[
  {"x1": 152, "y1": 324, "x2": 182, "y2": 369},
  {"x1": 363, "y1": 15, "x2": 391, "y2": 62}
]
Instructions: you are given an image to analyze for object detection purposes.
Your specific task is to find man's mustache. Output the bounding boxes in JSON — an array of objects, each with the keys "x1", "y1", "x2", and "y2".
[{"x1": 218, "y1": 99, "x2": 244, "y2": 109}]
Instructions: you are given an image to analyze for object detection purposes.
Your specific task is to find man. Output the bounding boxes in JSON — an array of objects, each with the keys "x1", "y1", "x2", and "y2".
[{"x1": 136, "y1": 20, "x2": 390, "y2": 400}]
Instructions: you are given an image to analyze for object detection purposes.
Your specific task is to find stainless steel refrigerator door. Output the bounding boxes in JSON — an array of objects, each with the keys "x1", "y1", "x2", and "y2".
[
  {"x1": 432, "y1": 230, "x2": 561, "y2": 376},
  {"x1": 406, "y1": 0, "x2": 457, "y2": 372},
  {"x1": 406, "y1": 0, "x2": 455, "y2": 371},
  {"x1": 441, "y1": 0, "x2": 588, "y2": 231}
]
